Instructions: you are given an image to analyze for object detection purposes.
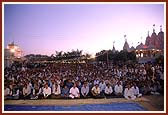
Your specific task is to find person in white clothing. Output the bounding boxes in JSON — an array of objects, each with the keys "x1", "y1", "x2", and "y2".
[
  {"x1": 91, "y1": 84, "x2": 100, "y2": 97},
  {"x1": 91, "y1": 84, "x2": 104, "y2": 98},
  {"x1": 43, "y1": 83, "x2": 51, "y2": 99},
  {"x1": 69, "y1": 83, "x2": 80, "y2": 99},
  {"x1": 104, "y1": 84, "x2": 113, "y2": 96},
  {"x1": 81, "y1": 82, "x2": 89, "y2": 98},
  {"x1": 31, "y1": 84, "x2": 43, "y2": 99},
  {"x1": 51, "y1": 83, "x2": 61, "y2": 99},
  {"x1": 131, "y1": 82, "x2": 142, "y2": 98},
  {"x1": 124, "y1": 84, "x2": 136, "y2": 100},
  {"x1": 99, "y1": 80, "x2": 106, "y2": 93},
  {"x1": 23, "y1": 84, "x2": 32, "y2": 99},
  {"x1": 114, "y1": 81, "x2": 123, "y2": 96},
  {"x1": 94, "y1": 78, "x2": 100, "y2": 85},
  {"x1": 4, "y1": 85, "x2": 10, "y2": 99}
]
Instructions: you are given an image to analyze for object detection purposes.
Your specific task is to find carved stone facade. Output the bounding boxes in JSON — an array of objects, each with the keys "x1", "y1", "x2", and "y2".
[
  {"x1": 145, "y1": 26, "x2": 164, "y2": 50},
  {"x1": 122, "y1": 25, "x2": 164, "y2": 63}
]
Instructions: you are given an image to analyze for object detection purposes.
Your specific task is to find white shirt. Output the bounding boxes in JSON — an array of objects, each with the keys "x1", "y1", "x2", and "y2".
[
  {"x1": 12, "y1": 89, "x2": 19, "y2": 96},
  {"x1": 4, "y1": 88, "x2": 10, "y2": 96},
  {"x1": 99, "y1": 82, "x2": 106, "y2": 92},
  {"x1": 91, "y1": 86, "x2": 100, "y2": 94},
  {"x1": 69, "y1": 87, "x2": 79, "y2": 96},
  {"x1": 131, "y1": 86, "x2": 140, "y2": 96},
  {"x1": 124, "y1": 88, "x2": 134, "y2": 97},
  {"x1": 52, "y1": 85, "x2": 61, "y2": 95},
  {"x1": 94, "y1": 80, "x2": 99, "y2": 85},
  {"x1": 81, "y1": 86, "x2": 89, "y2": 96},
  {"x1": 33, "y1": 88, "x2": 42, "y2": 95},
  {"x1": 43, "y1": 87, "x2": 51, "y2": 96},
  {"x1": 23, "y1": 86, "x2": 31, "y2": 95},
  {"x1": 114, "y1": 85, "x2": 123, "y2": 93},
  {"x1": 105, "y1": 86, "x2": 113, "y2": 94}
]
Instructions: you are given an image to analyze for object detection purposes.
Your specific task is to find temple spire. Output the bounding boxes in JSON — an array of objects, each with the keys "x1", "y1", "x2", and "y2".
[
  {"x1": 124, "y1": 35, "x2": 127, "y2": 42},
  {"x1": 148, "y1": 31, "x2": 149, "y2": 37},
  {"x1": 113, "y1": 41, "x2": 115, "y2": 47},
  {"x1": 160, "y1": 25, "x2": 162, "y2": 32},
  {"x1": 153, "y1": 24, "x2": 155, "y2": 33},
  {"x1": 141, "y1": 37, "x2": 142, "y2": 43}
]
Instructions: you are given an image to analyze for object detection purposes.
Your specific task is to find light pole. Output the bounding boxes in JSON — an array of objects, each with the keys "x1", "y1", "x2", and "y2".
[{"x1": 106, "y1": 50, "x2": 109, "y2": 69}]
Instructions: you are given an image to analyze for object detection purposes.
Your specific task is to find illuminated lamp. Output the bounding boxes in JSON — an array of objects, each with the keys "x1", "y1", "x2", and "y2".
[{"x1": 10, "y1": 48, "x2": 15, "y2": 53}]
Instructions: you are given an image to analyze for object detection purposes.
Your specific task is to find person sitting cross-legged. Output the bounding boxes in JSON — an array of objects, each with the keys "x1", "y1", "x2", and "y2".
[
  {"x1": 131, "y1": 82, "x2": 142, "y2": 98},
  {"x1": 81, "y1": 82, "x2": 90, "y2": 98},
  {"x1": 114, "y1": 81, "x2": 123, "y2": 98},
  {"x1": 61, "y1": 85, "x2": 69, "y2": 99},
  {"x1": 51, "y1": 83, "x2": 61, "y2": 99},
  {"x1": 4, "y1": 84, "x2": 10, "y2": 100},
  {"x1": 30, "y1": 84, "x2": 43, "y2": 100},
  {"x1": 8, "y1": 84, "x2": 20, "y2": 100},
  {"x1": 43, "y1": 83, "x2": 51, "y2": 99},
  {"x1": 69, "y1": 83, "x2": 80, "y2": 99},
  {"x1": 124, "y1": 84, "x2": 136, "y2": 100},
  {"x1": 23, "y1": 84, "x2": 31, "y2": 99},
  {"x1": 104, "y1": 83, "x2": 113, "y2": 98},
  {"x1": 91, "y1": 84, "x2": 104, "y2": 99}
]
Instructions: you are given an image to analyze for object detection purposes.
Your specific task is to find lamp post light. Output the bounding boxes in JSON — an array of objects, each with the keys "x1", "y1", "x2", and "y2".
[{"x1": 106, "y1": 50, "x2": 109, "y2": 69}]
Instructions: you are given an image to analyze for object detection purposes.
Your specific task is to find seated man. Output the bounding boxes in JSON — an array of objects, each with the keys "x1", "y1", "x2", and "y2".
[
  {"x1": 91, "y1": 84, "x2": 104, "y2": 98},
  {"x1": 99, "y1": 80, "x2": 106, "y2": 93},
  {"x1": 31, "y1": 84, "x2": 43, "y2": 99},
  {"x1": 61, "y1": 85, "x2": 69, "y2": 98},
  {"x1": 8, "y1": 84, "x2": 20, "y2": 100},
  {"x1": 131, "y1": 82, "x2": 142, "y2": 98},
  {"x1": 81, "y1": 82, "x2": 89, "y2": 98},
  {"x1": 51, "y1": 83, "x2": 61, "y2": 99},
  {"x1": 114, "y1": 81, "x2": 123, "y2": 97},
  {"x1": 23, "y1": 84, "x2": 32, "y2": 99},
  {"x1": 104, "y1": 83, "x2": 113, "y2": 97},
  {"x1": 43, "y1": 83, "x2": 51, "y2": 99},
  {"x1": 69, "y1": 83, "x2": 80, "y2": 99},
  {"x1": 4, "y1": 84, "x2": 10, "y2": 100},
  {"x1": 124, "y1": 84, "x2": 136, "y2": 100}
]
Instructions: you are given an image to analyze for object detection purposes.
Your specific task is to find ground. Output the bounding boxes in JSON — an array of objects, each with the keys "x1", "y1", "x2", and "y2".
[{"x1": 4, "y1": 95, "x2": 164, "y2": 111}]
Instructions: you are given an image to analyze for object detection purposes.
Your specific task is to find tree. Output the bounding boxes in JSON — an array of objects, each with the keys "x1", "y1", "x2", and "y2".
[
  {"x1": 155, "y1": 55, "x2": 164, "y2": 65},
  {"x1": 95, "y1": 50, "x2": 137, "y2": 64}
]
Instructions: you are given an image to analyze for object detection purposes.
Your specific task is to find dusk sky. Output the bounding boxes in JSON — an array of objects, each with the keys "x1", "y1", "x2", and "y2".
[{"x1": 4, "y1": 3, "x2": 165, "y2": 56}]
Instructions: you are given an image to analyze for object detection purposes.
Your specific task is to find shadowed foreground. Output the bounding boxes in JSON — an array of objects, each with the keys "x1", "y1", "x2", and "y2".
[{"x1": 4, "y1": 95, "x2": 164, "y2": 111}]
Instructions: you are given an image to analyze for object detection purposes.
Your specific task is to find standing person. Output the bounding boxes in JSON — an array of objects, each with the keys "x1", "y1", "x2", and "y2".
[
  {"x1": 81, "y1": 82, "x2": 89, "y2": 98},
  {"x1": 124, "y1": 84, "x2": 136, "y2": 100},
  {"x1": 43, "y1": 83, "x2": 51, "y2": 99},
  {"x1": 114, "y1": 81, "x2": 123, "y2": 97},
  {"x1": 69, "y1": 83, "x2": 80, "y2": 99}
]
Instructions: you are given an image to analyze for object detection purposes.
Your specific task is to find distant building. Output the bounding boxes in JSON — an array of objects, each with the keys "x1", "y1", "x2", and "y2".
[
  {"x1": 4, "y1": 42, "x2": 24, "y2": 68},
  {"x1": 123, "y1": 35, "x2": 130, "y2": 52},
  {"x1": 122, "y1": 25, "x2": 164, "y2": 63}
]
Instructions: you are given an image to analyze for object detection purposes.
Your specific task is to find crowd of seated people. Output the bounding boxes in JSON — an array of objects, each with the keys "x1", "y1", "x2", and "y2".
[{"x1": 4, "y1": 61, "x2": 164, "y2": 100}]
